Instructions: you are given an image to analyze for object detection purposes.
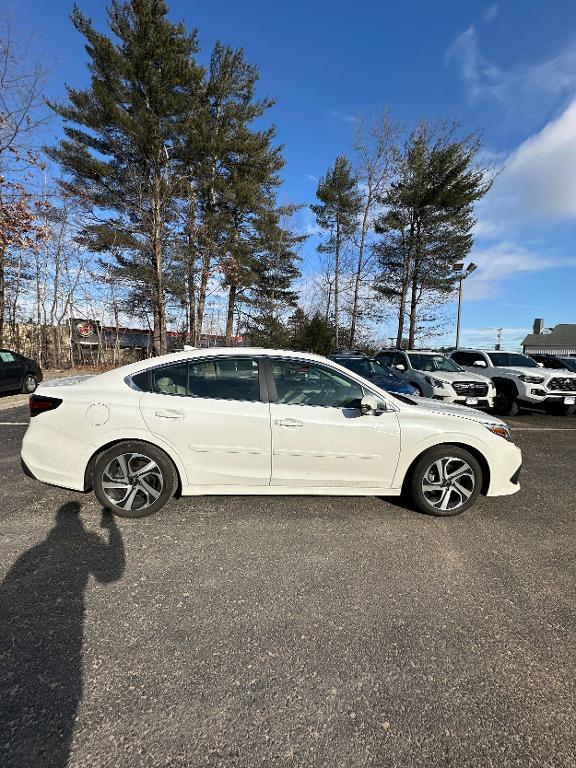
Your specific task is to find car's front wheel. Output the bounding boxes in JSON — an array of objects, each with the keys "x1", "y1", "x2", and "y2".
[
  {"x1": 409, "y1": 445, "x2": 483, "y2": 517},
  {"x1": 93, "y1": 441, "x2": 177, "y2": 518},
  {"x1": 493, "y1": 391, "x2": 519, "y2": 417}
]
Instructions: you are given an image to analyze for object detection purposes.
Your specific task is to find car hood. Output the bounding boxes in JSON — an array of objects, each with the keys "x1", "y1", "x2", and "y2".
[
  {"x1": 497, "y1": 366, "x2": 576, "y2": 378},
  {"x1": 399, "y1": 394, "x2": 506, "y2": 426},
  {"x1": 419, "y1": 370, "x2": 491, "y2": 384}
]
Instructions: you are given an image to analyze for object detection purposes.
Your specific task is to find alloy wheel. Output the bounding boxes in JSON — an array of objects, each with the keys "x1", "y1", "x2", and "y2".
[
  {"x1": 101, "y1": 452, "x2": 164, "y2": 512},
  {"x1": 421, "y1": 456, "x2": 476, "y2": 512}
]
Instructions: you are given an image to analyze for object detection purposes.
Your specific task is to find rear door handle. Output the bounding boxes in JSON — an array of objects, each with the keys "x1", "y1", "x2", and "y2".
[
  {"x1": 155, "y1": 409, "x2": 184, "y2": 420},
  {"x1": 275, "y1": 418, "x2": 303, "y2": 428}
]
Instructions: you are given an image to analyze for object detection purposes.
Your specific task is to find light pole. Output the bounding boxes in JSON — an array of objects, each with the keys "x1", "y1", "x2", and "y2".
[{"x1": 455, "y1": 262, "x2": 477, "y2": 349}]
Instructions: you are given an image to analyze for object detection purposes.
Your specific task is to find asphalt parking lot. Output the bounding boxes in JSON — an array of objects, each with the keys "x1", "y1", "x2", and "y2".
[{"x1": 1, "y1": 396, "x2": 575, "y2": 768}]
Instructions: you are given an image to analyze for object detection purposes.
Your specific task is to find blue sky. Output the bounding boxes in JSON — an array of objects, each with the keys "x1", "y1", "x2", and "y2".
[{"x1": 7, "y1": 0, "x2": 576, "y2": 348}]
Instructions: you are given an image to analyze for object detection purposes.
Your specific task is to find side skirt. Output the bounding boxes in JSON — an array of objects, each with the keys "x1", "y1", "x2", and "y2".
[{"x1": 180, "y1": 484, "x2": 403, "y2": 497}]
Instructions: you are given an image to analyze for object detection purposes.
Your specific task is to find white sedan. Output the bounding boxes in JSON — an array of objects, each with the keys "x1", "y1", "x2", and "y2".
[{"x1": 21, "y1": 348, "x2": 522, "y2": 518}]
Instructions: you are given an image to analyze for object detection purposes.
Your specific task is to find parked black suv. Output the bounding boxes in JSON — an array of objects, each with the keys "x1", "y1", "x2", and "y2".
[
  {"x1": 0, "y1": 350, "x2": 42, "y2": 394},
  {"x1": 529, "y1": 354, "x2": 576, "y2": 373}
]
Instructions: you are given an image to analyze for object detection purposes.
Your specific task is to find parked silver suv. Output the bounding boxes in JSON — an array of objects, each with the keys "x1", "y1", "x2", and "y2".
[
  {"x1": 375, "y1": 349, "x2": 495, "y2": 409},
  {"x1": 449, "y1": 349, "x2": 576, "y2": 416}
]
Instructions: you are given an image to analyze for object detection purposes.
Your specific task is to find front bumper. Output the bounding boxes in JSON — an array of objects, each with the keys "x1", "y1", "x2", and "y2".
[
  {"x1": 432, "y1": 390, "x2": 495, "y2": 410},
  {"x1": 486, "y1": 442, "x2": 522, "y2": 497},
  {"x1": 452, "y1": 397, "x2": 494, "y2": 410},
  {"x1": 519, "y1": 391, "x2": 576, "y2": 406}
]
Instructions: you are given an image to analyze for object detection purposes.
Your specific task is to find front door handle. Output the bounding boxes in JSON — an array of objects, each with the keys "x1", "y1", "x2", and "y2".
[
  {"x1": 275, "y1": 418, "x2": 303, "y2": 428},
  {"x1": 155, "y1": 409, "x2": 184, "y2": 420}
]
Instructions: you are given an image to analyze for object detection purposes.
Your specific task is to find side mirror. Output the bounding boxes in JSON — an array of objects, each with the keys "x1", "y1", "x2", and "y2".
[
  {"x1": 473, "y1": 360, "x2": 487, "y2": 367},
  {"x1": 361, "y1": 394, "x2": 385, "y2": 416},
  {"x1": 394, "y1": 363, "x2": 406, "y2": 371},
  {"x1": 536, "y1": 362, "x2": 544, "y2": 367}
]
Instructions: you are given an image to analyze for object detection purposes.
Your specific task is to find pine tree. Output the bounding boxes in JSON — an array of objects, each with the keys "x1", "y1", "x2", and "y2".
[
  {"x1": 288, "y1": 307, "x2": 335, "y2": 355},
  {"x1": 311, "y1": 156, "x2": 361, "y2": 348},
  {"x1": 374, "y1": 122, "x2": 492, "y2": 347},
  {"x1": 246, "y1": 205, "x2": 303, "y2": 346},
  {"x1": 176, "y1": 42, "x2": 283, "y2": 346},
  {"x1": 46, "y1": 0, "x2": 203, "y2": 354}
]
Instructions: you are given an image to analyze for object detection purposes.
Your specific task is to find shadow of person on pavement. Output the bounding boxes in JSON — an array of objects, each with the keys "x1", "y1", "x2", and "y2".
[{"x1": 0, "y1": 501, "x2": 125, "y2": 768}]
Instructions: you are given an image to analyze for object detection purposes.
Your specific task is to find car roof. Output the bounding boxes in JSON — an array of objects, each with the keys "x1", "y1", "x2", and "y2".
[
  {"x1": 453, "y1": 348, "x2": 528, "y2": 354},
  {"x1": 381, "y1": 349, "x2": 447, "y2": 355},
  {"x1": 91, "y1": 347, "x2": 354, "y2": 381}
]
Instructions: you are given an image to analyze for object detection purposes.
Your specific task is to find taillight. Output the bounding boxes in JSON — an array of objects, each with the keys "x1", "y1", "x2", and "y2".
[{"x1": 29, "y1": 394, "x2": 63, "y2": 417}]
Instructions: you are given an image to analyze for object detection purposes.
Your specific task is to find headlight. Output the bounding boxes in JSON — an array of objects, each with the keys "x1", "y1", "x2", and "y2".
[
  {"x1": 424, "y1": 376, "x2": 445, "y2": 388},
  {"x1": 518, "y1": 375, "x2": 545, "y2": 383},
  {"x1": 486, "y1": 424, "x2": 513, "y2": 441}
]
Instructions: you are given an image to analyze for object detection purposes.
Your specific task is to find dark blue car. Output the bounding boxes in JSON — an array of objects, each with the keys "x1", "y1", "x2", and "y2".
[{"x1": 329, "y1": 354, "x2": 417, "y2": 396}]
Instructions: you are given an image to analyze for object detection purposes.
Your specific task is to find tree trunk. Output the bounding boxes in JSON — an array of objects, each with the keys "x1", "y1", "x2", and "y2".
[
  {"x1": 334, "y1": 220, "x2": 340, "y2": 348},
  {"x1": 395, "y1": 291, "x2": 406, "y2": 348},
  {"x1": 408, "y1": 265, "x2": 419, "y2": 348},
  {"x1": 350, "y1": 204, "x2": 370, "y2": 348},
  {"x1": 187, "y1": 248, "x2": 196, "y2": 344},
  {"x1": 0, "y1": 243, "x2": 5, "y2": 347},
  {"x1": 225, "y1": 283, "x2": 237, "y2": 345},
  {"x1": 195, "y1": 246, "x2": 212, "y2": 347},
  {"x1": 151, "y1": 163, "x2": 167, "y2": 356}
]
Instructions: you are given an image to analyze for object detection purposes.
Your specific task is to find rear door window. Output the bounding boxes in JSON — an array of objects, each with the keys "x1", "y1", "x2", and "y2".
[
  {"x1": 130, "y1": 357, "x2": 261, "y2": 402},
  {"x1": 188, "y1": 357, "x2": 260, "y2": 401}
]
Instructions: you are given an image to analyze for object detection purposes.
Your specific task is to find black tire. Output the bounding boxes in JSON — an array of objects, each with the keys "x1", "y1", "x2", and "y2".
[
  {"x1": 93, "y1": 440, "x2": 177, "y2": 518},
  {"x1": 493, "y1": 391, "x2": 519, "y2": 417},
  {"x1": 544, "y1": 403, "x2": 576, "y2": 416},
  {"x1": 408, "y1": 445, "x2": 483, "y2": 517},
  {"x1": 21, "y1": 374, "x2": 38, "y2": 394}
]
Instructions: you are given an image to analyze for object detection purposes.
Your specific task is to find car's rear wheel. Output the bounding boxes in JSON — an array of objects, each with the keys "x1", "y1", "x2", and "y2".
[
  {"x1": 409, "y1": 445, "x2": 482, "y2": 517},
  {"x1": 22, "y1": 374, "x2": 38, "y2": 394},
  {"x1": 93, "y1": 441, "x2": 177, "y2": 518}
]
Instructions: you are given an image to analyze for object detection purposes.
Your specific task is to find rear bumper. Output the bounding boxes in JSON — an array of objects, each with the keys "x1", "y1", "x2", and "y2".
[{"x1": 21, "y1": 421, "x2": 93, "y2": 492}]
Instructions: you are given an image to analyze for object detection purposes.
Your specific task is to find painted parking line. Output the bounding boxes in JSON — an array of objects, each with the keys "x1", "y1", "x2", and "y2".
[
  {"x1": 0, "y1": 422, "x2": 28, "y2": 426},
  {"x1": 512, "y1": 427, "x2": 576, "y2": 431}
]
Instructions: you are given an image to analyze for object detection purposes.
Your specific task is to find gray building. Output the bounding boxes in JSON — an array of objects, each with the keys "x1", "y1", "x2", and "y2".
[{"x1": 522, "y1": 318, "x2": 576, "y2": 355}]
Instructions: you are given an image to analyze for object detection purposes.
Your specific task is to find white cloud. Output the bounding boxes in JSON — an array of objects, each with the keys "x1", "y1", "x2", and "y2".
[
  {"x1": 462, "y1": 241, "x2": 576, "y2": 300},
  {"x1": 477, "y1": 99, "x2": 576, "y2": 231},
  {"x1": 446, "y1": 26, "x2": 576, "y2": 124},
  {"x1": 328, "y1": 109, "x2": 358, "y2": 124},
  {"x1": 483, "y1": 4, "x2": 499, "y2": 22},
  {"x1": 306, "y1": 173, "x2": 318, "y2": 183},
  {"x1": 444, "y1": 326, "x2": 528, "y2": 350},
  {"x1": 293, "y1": 206, "x2": 322, "y2": 238}
]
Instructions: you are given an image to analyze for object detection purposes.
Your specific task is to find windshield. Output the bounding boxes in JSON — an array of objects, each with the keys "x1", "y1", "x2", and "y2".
[
  {"x1": 407, "y1": 353, "x2": 462, "y2": 373},
  {"x1": 559, "y1": 358, "x2": 576, "y2": 372},
  {"x1": 338, "y1": 358, "x2": 399, "y2": 380},
  {"x1": 488, "y1": 352, "x2": 538, "y2": 368}
]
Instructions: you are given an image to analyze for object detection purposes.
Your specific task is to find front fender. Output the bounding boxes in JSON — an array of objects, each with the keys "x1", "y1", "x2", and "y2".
[{"x1": 392, "y1": 425, "x2": 495, "y2": 490}]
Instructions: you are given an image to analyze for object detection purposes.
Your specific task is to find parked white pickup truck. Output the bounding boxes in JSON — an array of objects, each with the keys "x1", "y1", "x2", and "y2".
[{"x1": 449, "y1": 349, "x2": 576, "y2": 416}]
